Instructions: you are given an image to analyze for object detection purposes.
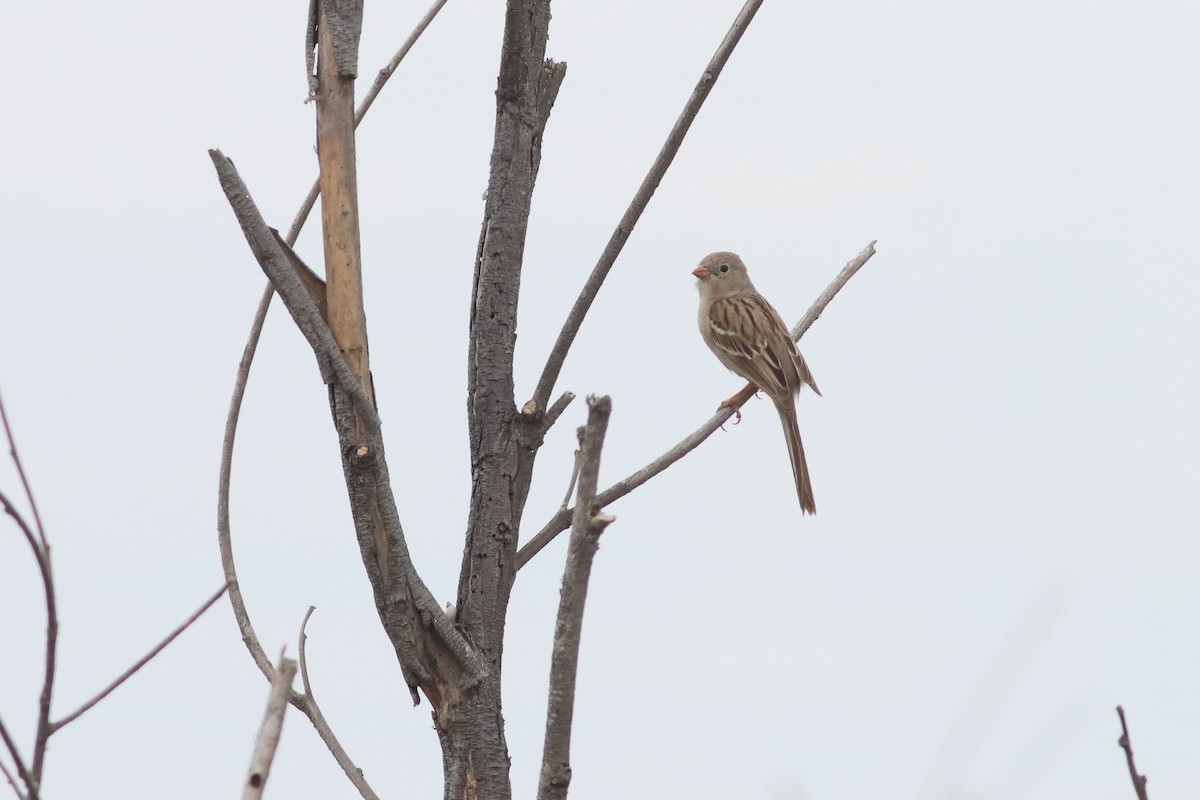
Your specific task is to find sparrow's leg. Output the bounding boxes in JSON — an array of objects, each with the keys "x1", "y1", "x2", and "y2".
[{"x1": 717, "y1": 381, "x2": 759, "y2": 425}]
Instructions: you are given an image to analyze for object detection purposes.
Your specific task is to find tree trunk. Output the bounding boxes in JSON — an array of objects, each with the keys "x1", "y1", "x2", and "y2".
[{"x1": 442, "y1": 1, "x2": 558, "y2": 797}]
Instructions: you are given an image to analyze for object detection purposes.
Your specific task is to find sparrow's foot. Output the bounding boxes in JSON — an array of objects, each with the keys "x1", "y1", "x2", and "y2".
[{"x1": 716, "y1": 382, "x2": 759, "y2": 426}]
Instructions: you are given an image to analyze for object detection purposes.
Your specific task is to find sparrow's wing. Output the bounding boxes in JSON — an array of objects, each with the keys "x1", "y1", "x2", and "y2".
[{"x1": 704, "y1": 294, "x2": 797, "y2": 398}]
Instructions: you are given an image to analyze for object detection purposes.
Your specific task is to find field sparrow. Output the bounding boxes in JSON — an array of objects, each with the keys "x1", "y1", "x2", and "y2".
[{"x1": 693, "y1": 251, "x2": 821, "y2": 514}]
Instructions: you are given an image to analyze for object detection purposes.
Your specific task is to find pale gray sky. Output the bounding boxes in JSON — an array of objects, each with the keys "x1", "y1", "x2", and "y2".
[{"x1": 2, "y1": 1, "x2": 1198, "y2": 798}]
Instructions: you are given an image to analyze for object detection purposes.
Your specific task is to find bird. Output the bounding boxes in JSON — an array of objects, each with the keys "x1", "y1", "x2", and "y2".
[{"x1": 693, "y1": 251, "x2": 821, "y2": 514}]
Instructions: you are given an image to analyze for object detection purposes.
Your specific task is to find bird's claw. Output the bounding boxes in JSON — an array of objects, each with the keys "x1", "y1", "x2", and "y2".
[{"x1": 716, "y1": 399, "x2": 743, "y2": 429}]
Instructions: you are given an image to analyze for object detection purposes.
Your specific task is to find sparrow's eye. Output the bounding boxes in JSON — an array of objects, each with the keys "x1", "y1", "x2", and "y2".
[{"x1": 718, "y1": 263, "x2": 730, "y2": 274}]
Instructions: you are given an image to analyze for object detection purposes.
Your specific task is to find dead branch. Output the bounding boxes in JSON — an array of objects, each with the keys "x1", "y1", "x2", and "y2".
[
  {"x1": 210, "y1": 150, "x2": 485, "y2": 703},
  {"x1": 516, "y1": 240, "x2": 878, "y2": 569},
  {"x1": 0, "y1": 718, "x2": 30, "y2": 800},
  {"x1": 0, "y1": 395, "x2": 55, "y2": 796},
  {"x1": 536, "y1": 397, "x2": 615, "y2": 800},
  {"x1": 314, "y1": 0, "x2": 371, "y2": 398},
  {"x1": 529, "y1": 0, "x2": 768, "y2": 415},
  {"x1": 243, "y1": 652, "x2": 298, "y2": 800},
  {"x1": 215, "y1": 0, "x2": 454, "y2": 698},
  {"x1": 2, "y1": 400, "x2": 228, "y2": 796},
  {"x1": 50, "y1": 584, "x2": 229, "y2": 732},
  {"x1": 209, "y1": 152, "x2": 378, "y2": 425},
  {"x1": 0, "y1": 757, "x2": 22, "y2": 800},
  {"x1": 442, "y1": 5, "x2": 562, "y2": 797},
  {"x1": 294, "y1": 609, "x2": 381, "y2": 800}
]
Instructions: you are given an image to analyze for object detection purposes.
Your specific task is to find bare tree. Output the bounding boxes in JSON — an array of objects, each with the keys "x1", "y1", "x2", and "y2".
[
  {"x1": 210, "y1": 1, "x2": 875, "y2": 798},
  {"x1": 0, "y1": 395, "x2": 228, "y2": 800}
]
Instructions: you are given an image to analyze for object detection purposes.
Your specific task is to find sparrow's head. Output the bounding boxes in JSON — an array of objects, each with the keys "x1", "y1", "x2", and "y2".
[{"x1": 693, "y1": 251, "x2": 751, "y2": 295}]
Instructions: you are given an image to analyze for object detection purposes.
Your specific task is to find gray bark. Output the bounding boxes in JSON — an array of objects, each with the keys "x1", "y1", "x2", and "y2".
[{"x1": 446, "y1": 1, "x2": 562, "y2": 797}]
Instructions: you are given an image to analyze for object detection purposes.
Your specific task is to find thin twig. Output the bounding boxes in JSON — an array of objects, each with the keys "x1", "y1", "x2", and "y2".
[
  {"x1": 1117, "y1": 706, "x2": 1150, "y2": 800},
  {"x1": 288, "y1": 0, "x2": 452, "y2": 253},
  {"x1": 355, "y1": 0, "x2": 450, "y2": 125},
  {"x1": 542, "y1": 391, "x2": 576, "y2": 432},
  {"x1": 517, "y1": 241, "x2": 877, "y2": 570},
  {"x1": 295, "y1": 688, "x2": 381, "y2": 800},
  {"x1": 50, "y1": 583, "x2": 230, "y2": 732},
  {"x1": 557, "y1": 426, "x2": 586, "y2": 510},
  {"x1": 0, "y1": 717, "x2": 31, "y2": 800},
  {"x1": 243, "y1": 652, "x2": 298, "y2": 800},
  {"x1": 298, "y1": 607, "x2": 317, "y2": 698},
  {"x1": 529, "y1": 0, "x2": 767, "y2": 414},
  {"x1": 0, "y1": 394, "x2": 48, "y2": 551},
  {"x1": 0, "y1": 756, "x2": 23, "y2": 800},
  {"x1": 536, "y1": 396, "x2": 615, "y2": 800},
  {"x1": 0, "y1": 395, "x2": 56, "y2": 789},
  {"x1": 293, "y1": 608, "x2": 382, "y2": 800}
]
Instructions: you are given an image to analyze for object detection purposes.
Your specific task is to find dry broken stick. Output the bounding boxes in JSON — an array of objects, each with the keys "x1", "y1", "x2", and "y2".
[
  {"x1": 516, "y1": 240, "x2": 878, "y2": 570},
  {"x1": 536, "y1": 396, "x2": 616, "y2": 800},
  {"x1": 313, "y1": 0, "x2": 371, "y2": 398},
  {"x1": 243, "y1": 652, "x2": 298, "y2": 800}
]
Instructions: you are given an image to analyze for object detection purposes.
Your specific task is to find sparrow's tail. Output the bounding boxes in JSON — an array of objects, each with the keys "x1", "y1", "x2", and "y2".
[{"x1": 775, "y1": 400, "x2": 816, "y2": 515}]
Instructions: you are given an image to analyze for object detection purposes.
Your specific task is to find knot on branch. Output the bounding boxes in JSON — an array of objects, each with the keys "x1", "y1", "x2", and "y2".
[{"x1": 345, "y1": 443, "x2": 375, "y2": 470}]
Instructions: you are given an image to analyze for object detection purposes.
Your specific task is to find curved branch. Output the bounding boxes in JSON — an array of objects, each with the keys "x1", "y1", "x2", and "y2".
[
  {"x1": 529, "y1": 0, "x2": 767, "y2": 414},
  {"x1": 212, "y1": 148, "x2": 485, "y2": 693},
  {"x1": 517, "y1": 240, "x2": 877, "y2": 569},
  {"x1": 295, "y1": 609, "x2": 381, "y2": 800},
  {"x1": 217, "y1": 282, "x2": 282, "y2": 683}
]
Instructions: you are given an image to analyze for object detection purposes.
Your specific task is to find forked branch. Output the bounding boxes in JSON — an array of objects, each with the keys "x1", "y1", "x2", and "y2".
[
  {"x1": 2, "y1": 397, "x2": 230, "y2": 799},
  {"x1": 216, "y1": 0, "x2": 454, "y2": 694},
  {"x1": 210, "y1": 150, "x2": 485, "y2": 703},
  {"x1": 213, "y1": 6, "x2": 458, "y2": 794}
]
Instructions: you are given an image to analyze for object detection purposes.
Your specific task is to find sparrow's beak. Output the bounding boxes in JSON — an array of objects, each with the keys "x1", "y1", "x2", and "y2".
[{"x1": 692, "y1": 265, "x2": 711, "y2": 279}]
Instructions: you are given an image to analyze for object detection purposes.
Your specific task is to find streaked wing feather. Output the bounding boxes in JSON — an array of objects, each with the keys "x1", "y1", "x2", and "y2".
[{"x1": 705, "y1": 295, "x2": 796, "y2": 397}]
